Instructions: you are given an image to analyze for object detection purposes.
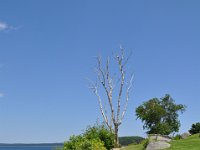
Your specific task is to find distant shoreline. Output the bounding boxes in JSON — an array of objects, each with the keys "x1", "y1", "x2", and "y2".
[{"x1": 0, "y1": 143, "x2": 63, "y2": 146}]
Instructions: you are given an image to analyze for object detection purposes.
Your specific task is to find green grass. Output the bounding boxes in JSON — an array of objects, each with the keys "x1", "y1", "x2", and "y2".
[
  {"x1": 121, "y1": 143, "x2": 143, "y2": 150},
  {"x1": 166, "y1": 134, "x2": 200, "y2": 150},
  {"x1": 121, "y1": 134, "x2": 200, "y2": 150}
]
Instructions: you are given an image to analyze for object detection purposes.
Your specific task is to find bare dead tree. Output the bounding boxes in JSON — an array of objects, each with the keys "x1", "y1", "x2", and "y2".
[{"x1": 89, "y1": 47, "x2": 134, "y2": 147}]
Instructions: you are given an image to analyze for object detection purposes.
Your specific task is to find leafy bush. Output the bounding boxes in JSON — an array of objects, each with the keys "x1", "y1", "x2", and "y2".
[
  {"x1": 62, "y1": 123, "x2": 114, "y2": 150},
  {"x1": 63, "y1": 135, "x2": 106, "y2": 150},
  {"x1": 189, "y1": 122, "x2": 200, "y2": 135},
  {"x1": 172, "y1": 134, "x2": 181, "y2": 140},
  {"x1": 141, "y1": 138, "x2": 149, "y2": 149},
  {"x1": 83, "y1": 124, "x2": 114, "y2": 150},
  {"x1": 119, "y1": 136, "x2": 144, "y2": 146}
]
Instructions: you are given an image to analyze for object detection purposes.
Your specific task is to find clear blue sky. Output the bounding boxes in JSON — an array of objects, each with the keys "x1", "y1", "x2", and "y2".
[{"x1": 0, "y1": 0, "x2": 200, "y2": 143}]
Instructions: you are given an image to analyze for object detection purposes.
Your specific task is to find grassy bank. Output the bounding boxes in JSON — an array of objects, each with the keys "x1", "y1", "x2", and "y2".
[
  {"x1": 122, "y1": 134, "x2": 200, "y2": 150},
  {"x1": 166, "y1": 134, "x2": 200, "y2": 150}
]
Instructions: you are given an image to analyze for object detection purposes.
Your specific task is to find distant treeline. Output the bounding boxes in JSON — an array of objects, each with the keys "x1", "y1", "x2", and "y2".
[
  {"x1": 119, "y1": 136, "x2": 144, "y2": 146},
  {"x1": 0, "y1": 143, "x2": 63, "y2": 147}
]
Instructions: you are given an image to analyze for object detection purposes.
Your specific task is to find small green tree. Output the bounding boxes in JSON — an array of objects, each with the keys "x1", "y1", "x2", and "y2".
[
  {"x1": 136, "y1": 94, "x2": 186, "y2": 135},
  {"x1": 189, "y1": 122, "x2": 200, "y2": 135}
]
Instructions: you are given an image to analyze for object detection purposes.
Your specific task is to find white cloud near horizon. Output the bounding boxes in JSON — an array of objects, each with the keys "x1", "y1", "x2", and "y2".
[
  {"x1": 0, "y1": 21, "x2": 20, "y2": 32},
  {"x1": 0, "y1": 22, "x2": 8, "y2": 31},
  {"x1": 0, "y1": 93, "x2": 4, "y2": 98}
]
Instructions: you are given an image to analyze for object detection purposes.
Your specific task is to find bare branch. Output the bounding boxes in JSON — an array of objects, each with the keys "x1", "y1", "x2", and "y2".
[
  {"x1": 89, "y1": 83, "x2": 110, "y2": 128},
  {"x1": 123, "y1": 51, "x2": 132, "y2": 68},
  {"x1": 120, "y1": 73, "x2": 134, "y2": 123},
  {"x1": 97, "y1": 56, "x2": 106, "y2": 86},
  {"x1": 116, "y1": 50, "x2": 125, "y2": 124},
  {"x1": 97, "y1": 55, "x2": 116, "y2": 124}
]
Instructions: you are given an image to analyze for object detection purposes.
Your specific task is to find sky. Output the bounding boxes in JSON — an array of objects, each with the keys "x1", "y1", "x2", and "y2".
[{"x1": 0, "y1": 0, "x2": 200, "y2": 143}]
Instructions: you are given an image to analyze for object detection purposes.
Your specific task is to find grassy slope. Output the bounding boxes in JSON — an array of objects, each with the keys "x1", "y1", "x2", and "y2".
[
  {"x1": 166, "y1": 134, "x2": 200, "y2": 150},
  {"x1": 122, "y1": 134, "x2": 200, "y2": 150}
]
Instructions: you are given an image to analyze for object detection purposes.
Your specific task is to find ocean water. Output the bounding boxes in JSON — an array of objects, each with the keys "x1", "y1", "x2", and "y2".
[{"x1": 0, "y1": 144, "x2": 63, "y2": 150}]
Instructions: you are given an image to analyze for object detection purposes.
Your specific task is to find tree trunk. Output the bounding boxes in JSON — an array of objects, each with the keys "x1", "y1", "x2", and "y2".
[{"x1": 114, "y1": 124, "x2": 119, "y2": 148}]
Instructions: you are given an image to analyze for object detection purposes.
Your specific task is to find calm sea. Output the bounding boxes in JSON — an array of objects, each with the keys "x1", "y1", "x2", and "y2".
[{"x1": 0, "y1": 144, "x2": 63, "y2": 150}]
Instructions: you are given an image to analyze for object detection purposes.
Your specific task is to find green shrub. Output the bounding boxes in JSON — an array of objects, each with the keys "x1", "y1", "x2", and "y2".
[
  {"x1": 173, "y1": 134, "x2": 181, "y2": 140},
  {"x1": 189, "y1": 122, "x2": 200, "y2": 135},
  {"x1": 83, "y1": 124, "x2": 114, "y2": 150},
  {"x1": 141, "y1": 138, "x2": 149, "y2": 149},
  {"x1": 62, "y1": 123, "x2": 114, "y2": 150},
  {"x1": 63, "y1": 135, "x2": 106, "y2": 150}
]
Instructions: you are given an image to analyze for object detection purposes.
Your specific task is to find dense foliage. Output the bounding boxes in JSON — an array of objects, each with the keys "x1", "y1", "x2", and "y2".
[
  {"x1": 63, "y1": 135, "x2": 106, "y2": 150},
  {"x1": 141, "y1": 138, "x2": 149, "y2": 149},
  {"x1": 119, "y1": 136, "x2": 144, "y2": 146},
  {"x1": 83, "y1": 124, "x2": 114, "y2": 150},
  {"x1": 63, "y1": 123, "x2": 114, "y2": 150},
  {"x1": 172, "y1": 134, "x2": 181, "y2": 140},
  {"x1": 189, "y1": 122, "x2": 200, "y2": 135},
  {"x1": 136, "y1": 94, "x2": 186, "y2": 135}
]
